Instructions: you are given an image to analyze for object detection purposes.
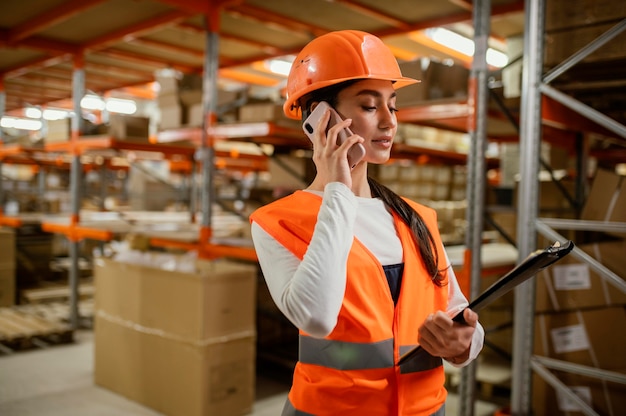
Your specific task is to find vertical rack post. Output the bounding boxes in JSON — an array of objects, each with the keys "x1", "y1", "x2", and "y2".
[
  {"x1": 199, "y1": 8, "x2": 220, "y2": 247},
  {"x1": 459, "y1": 1, "x2": 491, "y2": 414},
  {"x1": 511, "y1": 0, "x2": 545, "y2": 413},
  {"x1": 68, "y1": 53, "x2": 86, "y2": 330}
]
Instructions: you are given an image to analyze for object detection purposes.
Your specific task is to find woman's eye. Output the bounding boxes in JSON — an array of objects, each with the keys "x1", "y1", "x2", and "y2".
[
  {"x1": 362, "y1": 106, "x2": 376, "y2": 112},
  {"x1": 389, "y1": 107, "x2": 398, "y2": 114}
]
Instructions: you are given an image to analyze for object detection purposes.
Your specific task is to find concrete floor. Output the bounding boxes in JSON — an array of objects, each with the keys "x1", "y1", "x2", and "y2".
[{"x1": 0, "y1": 330, "x2": 504, "y2": 415}]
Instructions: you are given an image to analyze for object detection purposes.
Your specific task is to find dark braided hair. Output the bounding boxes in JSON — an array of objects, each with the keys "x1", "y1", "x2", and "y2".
[{"x1": 300, "y1": 81, "x2": 447, "y2": 286}]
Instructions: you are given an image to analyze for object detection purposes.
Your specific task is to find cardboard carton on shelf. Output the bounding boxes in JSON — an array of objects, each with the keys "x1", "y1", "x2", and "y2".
[
  {"x1": 534, "y1": 305, "x2": 626, "y2": 370},
  {"x1": 581, "y1": 168, "x2": 626, "y2": 238},
  {"x1": 532, "y1": 366, "x2": 626, "y2": 416},
  {"x1": 107, "y1": 115, "x2": 150, "y2": 142},
  {"x1": 535, "y1": 240, "x2": 626, "y2": 313}
]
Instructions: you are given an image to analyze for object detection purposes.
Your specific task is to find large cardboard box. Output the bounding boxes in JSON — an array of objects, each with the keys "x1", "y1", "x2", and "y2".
[
  {"x1": 534, "y1": 306, "x2": 626, "y2": 369},
  {"x1": 545, "y1": 22, "x2": 626, "y2": 67},
  {"x1": 94, "y1": 256, "x2": 257, "y2": 416},
  {"x1": 581, "y1": 169, "x2": 626, "y2": 237},
  {"x1": 0, "y1": 266, "x2": 16, "y2": 307},
  {"x1": 237, "y1": 102, "x2": 300, "y2": 129},
  {"x1": 545, "y1": 0, "x2": 626, "y2": 32},
  {"x1": 108, "y1": 115, "x2": 150, "y2": 142},
  {"x1": 535, "y1": 240, "x2": 626, "y2": 312},
  {"x1": 46, "y1": 118, "x2": 71, "y2": 143},
  {"x1": 0, "y1": 229, "x2": 16, "y2": 268},
  {"x1": 532, "y1": 367, "x2": 626, "y2": 416}
]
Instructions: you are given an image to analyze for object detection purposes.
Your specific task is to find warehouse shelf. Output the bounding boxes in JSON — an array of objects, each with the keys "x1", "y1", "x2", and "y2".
[
  {"x1": 510, "y1": 3, "x2": 626, "y2": 415},
  {"x1": 1, "y1": 2, "x2": 624, "y2": 415}
]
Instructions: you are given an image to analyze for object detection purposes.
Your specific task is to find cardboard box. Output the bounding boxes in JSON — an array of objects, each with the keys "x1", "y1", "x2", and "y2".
[
  {"x1": 534, "y1": 306, "x2": 626, "y2": 369},
  {"x1": 581, "y1": 169, "x2": 626, "y2": 237},
  {"x1": 545, "y1": 22, "x2": 626, "y2": 66},
  {"x1": 238, "y1": 102, "x2": 300, "y2": 129},
  {"x1": 532, "y1": 367, "x2": 626, "y2": 416},
  {"x1": 46, "y1": 118, "x2": 71, "y2": 143},
  {"x1": 396, "y1": 59, "x2": 426, "y2": 107},
  {"x1": 546, "y1": 0, "x2": 626, "y2": 32},
  {"x1": 0, "y1": 267, "x2": 16, "y2": 307},
  {"x1": 535, "y1": 241, "x2": 626, "y2": 313},
  {"x1": 108, "y1": 115, "x2": 150, "y2": 141},
  {"x1": 94, "y1": 256, "x2": 257, "y2": 416},
  {"x1": 0, "y1": 229, "x2": 16, "y2": 268},
  {"x1": 95, "y1": 317, "x2": 255, "y2": 416}
]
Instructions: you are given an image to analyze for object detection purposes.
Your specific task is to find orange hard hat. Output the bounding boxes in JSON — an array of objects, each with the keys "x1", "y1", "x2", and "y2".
[{"x1": 283, "y1": 30, "x2": 419, "y2": 120}]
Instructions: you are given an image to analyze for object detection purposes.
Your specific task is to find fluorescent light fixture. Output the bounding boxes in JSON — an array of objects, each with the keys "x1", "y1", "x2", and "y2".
[
  {"x1": 486, "y1": 48, "x2": 509, "y2": 68},
  {"x1": 81, "y1": 95, "x2": 106, "y2": 111},
  {"x1": 24, "y1": 107, "x2": 71, "y2": 120},
  {"x1": 25, "y1": 107, "x2": 42, "y2": 119},
  {"x1": 105, "y1": 97, "x2": 137, "y2": 114},
  {"x1": 1, "y1": 116, "x2": 43, "y2": 131},
  {"x1": 80, "y1": 95, "x2": 136, "y2": 114},
  {"x1": 43, "y1": 108, "x2": 71, "y2": 120},
  {"x1": 425, "y1": 28, "x2": 509, "y2": 68},
  {"x1": 265, "y1": 57, "x2": 294, "y2": 76}
]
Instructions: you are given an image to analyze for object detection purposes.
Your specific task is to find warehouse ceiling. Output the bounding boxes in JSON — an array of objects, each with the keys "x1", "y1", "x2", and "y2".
[{"x1": 0, "y1": 0, "x2": 526, "y2": 114}]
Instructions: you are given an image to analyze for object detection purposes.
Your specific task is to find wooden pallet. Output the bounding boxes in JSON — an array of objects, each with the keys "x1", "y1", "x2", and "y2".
[
  {"x1": 0, "y1": 303, "x2": 81, "y2": 353},
  {"x1": 20, "y1": 282, "x2": 94, "y2": 304}
]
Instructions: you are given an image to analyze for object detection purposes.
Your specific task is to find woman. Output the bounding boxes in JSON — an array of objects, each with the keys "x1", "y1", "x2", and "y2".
[{"x1": 250, "y1": 30, "x2": 484, "y2": 416}]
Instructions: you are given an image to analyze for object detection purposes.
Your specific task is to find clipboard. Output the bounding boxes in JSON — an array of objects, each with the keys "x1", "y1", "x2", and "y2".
[{"x1": 397, "y1": 240, "x2": 575, "y2": 366}]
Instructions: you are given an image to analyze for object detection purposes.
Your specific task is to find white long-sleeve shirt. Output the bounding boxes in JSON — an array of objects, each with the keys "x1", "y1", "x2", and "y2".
[{"x1": 251, "y1": 182, "x2": 484, "y2": 366}]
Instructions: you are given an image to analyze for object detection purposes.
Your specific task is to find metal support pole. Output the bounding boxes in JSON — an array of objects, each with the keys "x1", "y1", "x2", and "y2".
[
  {"x1": 459, "y1": 1, "x2": 491, "y2": 414},
  {"x1": 68, "y1": 56, "x2": 86, "y2": 330},
  {"x1": 511, "y1": 0, "x2": 545, "y2": 413},
  {"x1": 68, "y1": 155, "x2": 82, "y2": 329},
  {"x1": 200, "y1": 14, "x2": 220, "y2": 238}
]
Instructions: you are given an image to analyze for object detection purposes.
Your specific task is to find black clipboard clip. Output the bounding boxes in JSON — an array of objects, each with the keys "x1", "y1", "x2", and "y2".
[{"x1": 397, "y1": 240, "x2": 575, "y2": 366}]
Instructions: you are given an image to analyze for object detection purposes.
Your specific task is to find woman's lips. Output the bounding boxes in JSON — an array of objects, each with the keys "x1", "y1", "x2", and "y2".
[{"x1": 372, "y1": 137, "x2": 392, "y2": 148}]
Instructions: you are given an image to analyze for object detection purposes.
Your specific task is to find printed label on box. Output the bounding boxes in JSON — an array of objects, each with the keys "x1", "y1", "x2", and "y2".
[
  {"x1": 550, "y1": 324, "x2": 590, "y2": 354},
  {"x1": 556, "y1": 386, "x2": 592, "y2": 412},
  {"x1": 553, "y1": 264, "x2": 591, "y2": 291}
]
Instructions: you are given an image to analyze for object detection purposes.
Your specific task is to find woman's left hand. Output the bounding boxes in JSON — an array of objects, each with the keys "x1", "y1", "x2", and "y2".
[{"x1": 417, "y1": 308, "x2": 478, "y2": 364}]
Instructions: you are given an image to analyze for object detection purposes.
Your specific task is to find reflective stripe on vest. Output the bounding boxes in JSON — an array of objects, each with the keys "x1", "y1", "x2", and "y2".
[{"x1": 300, "y1": 335, "x2": 442, "y2": 373}]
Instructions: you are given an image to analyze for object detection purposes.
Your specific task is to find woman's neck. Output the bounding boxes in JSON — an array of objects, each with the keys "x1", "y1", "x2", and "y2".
[{"x1": 307, "y1": 164, "x2": 372, "y2": 198}]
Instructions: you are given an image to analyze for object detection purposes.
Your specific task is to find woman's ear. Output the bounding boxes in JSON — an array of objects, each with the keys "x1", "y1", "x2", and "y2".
[{"x1": 301, "y1": 100, "x2": 319, "y2": 122}]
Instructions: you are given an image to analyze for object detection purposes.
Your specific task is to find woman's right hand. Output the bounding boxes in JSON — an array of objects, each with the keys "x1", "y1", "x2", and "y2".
[{"x1": 310, "y1": 109, "x2": 364, "y2": 189}]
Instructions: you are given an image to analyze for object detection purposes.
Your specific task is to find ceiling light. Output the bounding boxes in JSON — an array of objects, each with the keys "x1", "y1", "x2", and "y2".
[
  {"x1": 425, "y1": 27, "x2": 509, "y2": 68},
  {"x1": 81, "y1": 95, "x2": 106, "y2": 111},
  {"x1": 24, "y1": 107, "x2": 71, "y2": 121},
  {"x1": 1, "y1": 116, "x2": 43, "y2": 131},
  {"x1": 24, "y1": 107, "x2": 42, "y2": 119},
  {"x1": 43, "y1": 109, "x2": 71, "y2": 120},
  {"x1": 264, "y1": 57, "x2": 295, "y2": 77},
  {"x1": 105, "y1": 98, "x2": 137, "y2": 115}
]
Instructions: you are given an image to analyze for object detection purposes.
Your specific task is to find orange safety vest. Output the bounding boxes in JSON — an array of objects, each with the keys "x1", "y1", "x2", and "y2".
[{"x1": 251, "y1": 190, "x2": 449, "y2": 416}]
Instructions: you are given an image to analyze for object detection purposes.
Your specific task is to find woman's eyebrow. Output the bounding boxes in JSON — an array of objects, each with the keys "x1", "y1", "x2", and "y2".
[{"x1": 355, "y1": 89, "x2": 397, "y2": 99}]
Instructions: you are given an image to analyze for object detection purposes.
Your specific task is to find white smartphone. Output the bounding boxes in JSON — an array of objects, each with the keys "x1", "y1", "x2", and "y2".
[{"x1": 302, "y1": 101, "x2": 366, "y2": 169}]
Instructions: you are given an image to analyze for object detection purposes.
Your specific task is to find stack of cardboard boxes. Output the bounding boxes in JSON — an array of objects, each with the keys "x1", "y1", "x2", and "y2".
[
  {"x1": 531, "y1": 168, "x2": 626, "y2": 415},
  {"x1": 94, "y1": 253, "x2": 258, "y2": 416},
  {"x1": 45, "y1": 114, "x2": 150, "y2": 144}
]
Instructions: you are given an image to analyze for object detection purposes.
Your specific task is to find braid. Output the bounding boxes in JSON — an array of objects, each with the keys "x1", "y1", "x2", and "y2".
[{"x1": 368, "y1": 177, "x2": 446, "y2": 286}]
